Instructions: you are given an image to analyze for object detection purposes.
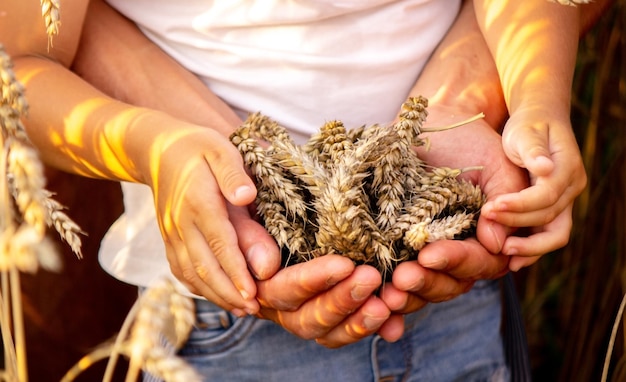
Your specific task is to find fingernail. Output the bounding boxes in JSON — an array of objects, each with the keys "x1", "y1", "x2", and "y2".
[
  {"x1": 231, "y1": 308, "x2": 247, "y2": 318},
  {"x1": 421, "y1": 257, "x2": 447, "y2": 270},
  {"x1": 240, "y1": 289, "x2": 252, "y2": 301},
  {"x1": 234, "y1": 185, "x2": 255, "y2": 201},
  {"x1": 351, "y1": 283, "x2": 373, "y2": 301},
  {"x1": 326, "y1": 268, "x2": 353, "y2": 286},
  {"x1": 481, "y1": 202, "x2": 496, "y2": 219},
  {"x1": 246, "y1": 243, "x2": 269, "y2": 279},
  {"x1": 509, "y1": 262, "x2": 522, "y2": 272},
  {"x1": 489, "y1": 223, "x2": 503, "y2": 254},
  {"x1": 363, "y1": 315, "x2": 387, "y2": 330},
  {"x1": 408, "y1": 276, "x2": 425, "y2": 292},
  {"x1": 244, "y1": 306, "x2": 258, "y2": 316},
  {"x1": 495, "y1": 200, "x2": 509, "y2": 211}
]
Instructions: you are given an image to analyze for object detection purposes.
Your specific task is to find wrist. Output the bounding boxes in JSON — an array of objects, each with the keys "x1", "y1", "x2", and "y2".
[
  {"x1": 422, "y1": 82, "x2": 507, "y2": 132},
  {"x1": 509, "y1": 94, "x2": 572, "y2": 122},
  {"x1": 115, "y1": 109, "x2": 203, "y2": 185}
]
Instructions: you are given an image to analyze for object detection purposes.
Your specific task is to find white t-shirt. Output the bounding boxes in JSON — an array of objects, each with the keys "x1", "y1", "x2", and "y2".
[{"x1": 99, "y1": 0, "x2": 461, "y2": 290}]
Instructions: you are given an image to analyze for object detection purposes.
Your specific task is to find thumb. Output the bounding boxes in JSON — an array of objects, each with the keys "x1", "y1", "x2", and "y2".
[
  {"x1": 503, "y1": 123, "x2": 554, "y2": 178},
  {"x1": 227, "y1": 203, "x2": 281, "y2": 280},
  {"x1": 476, "y1": 216, "x2": 512, "y2": 254},
  {"x1": 208, "y1": 142, "x2": 258, "y2": 206}
]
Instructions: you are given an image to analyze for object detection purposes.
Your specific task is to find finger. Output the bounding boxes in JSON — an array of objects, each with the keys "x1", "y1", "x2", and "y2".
[
  {"x1": 415, "y1": 239, "x2": 510, "y2": 280},
  {"x1": 183, "y1": 226, "x2": 260, "y2": 313},
  {"x1": 164, "y1": 241, "x2": 244, "y2": 314},
  {"x1": 227, "y1": 202, "x2": 281, "y2": 280},
  {"x1": 256, "y1": 255, "x2": 355, "y2": 311},
  {"x1": 501, "y1": 207, "x2": 573, "y2": 257},
  {"x1": 392, "y1": 260, "x2": 474, "y2": 303},
  {"x1": 379, "y1": 282, "x2": 427, "y2": 314},
  {"x1": 483, "y1": 184, "x2": 577, "y2": 229},
  {"x1": 508, "y1": 255, "x2": 542, "y2": 272},
  {"x1": 483, "y1": 181, "x2": 561, "y2": 216},
  {"x1": 259, "y1": 264, "x2": 381, "y2": 340},
  {"x1": 503, "y1": 122, "x2": 554, "y2": 177},
  {"x1": 476, "y1": 216, "x2": 510, "y2": 254},
  {"x1": 160, "y1": 155, "x2": 259, "y2": 309},
  {"x1": 191, "y1": 199, "x2": 259, "y2": 309},
  {"x1": 376, "y1": 314, "x2": 405, "y2": 343},
  {"x1": 483, "y1": 206, "x2": 561, "y2": 229},
  {"x1": 204, "y1": 136, "x2": 257, "y2": 206},
  {"x1": 314, "y1": 296, "x2": 391, "y2": 348}
]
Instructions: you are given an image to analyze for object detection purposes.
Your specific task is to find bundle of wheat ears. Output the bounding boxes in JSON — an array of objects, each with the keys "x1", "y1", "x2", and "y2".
[{"x1": 230, "y1": 96, "x2": 485, "y2": 276}]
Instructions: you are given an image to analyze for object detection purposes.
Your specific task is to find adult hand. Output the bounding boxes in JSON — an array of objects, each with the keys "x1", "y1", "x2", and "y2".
[
  {"x1": 481, "y1": 104, "x2": 587, "y2": 270},
  {"x1": 381, "y1": 106, "x2": 526, "y2": 314},
  {"x1": 255, "y1": 255, "x2": 405, "y2": 348}
]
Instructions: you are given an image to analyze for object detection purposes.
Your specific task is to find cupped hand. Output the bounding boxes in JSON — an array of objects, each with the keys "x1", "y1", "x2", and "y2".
[
  {"x1": 481, "y1": 104, "x2": 587, "y2": 270},
  {"x1": 382, "y1": 106, "x2": 526, "y2": 314},
  {"x1": 146, "y1": 124, "x2": 278, "y2": 315},
  {"x1": 255, "y1": 255, "x2": 404, "y2": 348}
]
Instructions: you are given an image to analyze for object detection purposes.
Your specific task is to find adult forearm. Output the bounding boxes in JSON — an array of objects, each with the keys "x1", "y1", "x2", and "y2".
[
  {"x1": 72, "y1": 0, "x2": 241, "y2": 135},
  {"x1": 408, "y1": 0, "x2": 506, "y2": 130}
]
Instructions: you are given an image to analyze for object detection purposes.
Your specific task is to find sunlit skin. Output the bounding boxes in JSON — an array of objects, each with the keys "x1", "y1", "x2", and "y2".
[
  {"x1": 16, "y1": 59, "x2": 262, "y2": 314},
  {"x1": 68, "y1": 0, "x2": 518, "y2": 346},
  {"x1": 2, "y1": 0, "x2": 603, "y2": 350},
  {"x1": 474, "y1": 0, "x2": 587, "y2": 270}
]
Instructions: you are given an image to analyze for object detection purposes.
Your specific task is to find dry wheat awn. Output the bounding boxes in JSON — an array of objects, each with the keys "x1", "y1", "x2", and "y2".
[{"x1": 230, "y1": 96, "x2": 485, "y2": 276}]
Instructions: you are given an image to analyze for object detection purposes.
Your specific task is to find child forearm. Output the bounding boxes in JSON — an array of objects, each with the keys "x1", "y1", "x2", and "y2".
[
  {"x1": 473, "y1": 0, "x2": 579, "y2": 115},
  {"x1": 13, "y1": 56, "x2": 169, "y2": 183}
]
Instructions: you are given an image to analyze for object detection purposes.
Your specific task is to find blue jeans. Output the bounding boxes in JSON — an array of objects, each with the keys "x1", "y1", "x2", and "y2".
[{"x1": 147, "y1": 279, "x2": 509, "y2": 382}]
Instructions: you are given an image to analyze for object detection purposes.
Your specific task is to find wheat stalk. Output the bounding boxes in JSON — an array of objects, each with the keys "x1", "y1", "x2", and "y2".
[
  {"x1": 0, "y1": 40, "x2": 85, "y2": 382},
  {"x1": 601, "y1": 291, "x2": 626, "y2": 382},
  {"x1": 63, "y1": 279, "x2": 198, "y2": 382}
]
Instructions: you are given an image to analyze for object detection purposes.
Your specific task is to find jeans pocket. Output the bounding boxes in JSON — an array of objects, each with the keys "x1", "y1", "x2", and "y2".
[{"x1": 179, "y1": 299, "x2": 255, "y2": 357}]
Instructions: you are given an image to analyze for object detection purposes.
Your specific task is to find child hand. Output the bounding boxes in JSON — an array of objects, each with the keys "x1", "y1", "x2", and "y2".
[
  {"x1": 481, "y1": 105, "x2": 587, "y2": 270},
  {"x1": 146, "y1": 123, "x2": 279, "y2": 315}
]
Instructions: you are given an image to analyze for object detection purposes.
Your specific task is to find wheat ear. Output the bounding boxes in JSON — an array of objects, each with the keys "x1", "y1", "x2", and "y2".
[{"x1": 40, "y1": 0, "x2": 61, "y2": 48}]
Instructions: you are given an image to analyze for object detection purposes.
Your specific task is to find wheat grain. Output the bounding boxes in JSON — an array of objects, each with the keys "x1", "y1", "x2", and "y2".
[
  {"x1": 272, "y1": 138, "x2": 327, "y2": 194},
  {"x1": 394, "y1": 96, "x2": 429, "y2": 145},
  {"x1": 231, "y1": 126, "x2": 306, "y2": 219},
  {"x1": 6, "y1": 141, "x2": 83, "y2": 259},
  {"x1": 303, "y1": 120, "x2": 352, "y2": 165},
  {"x1": 404, "y1": 211, "x2": 478, "y2": 251},
  {"x1": 7, "y1": 141, "x2": 48, "y2": 234},
  {"x1": 40, "y1": 0, "x2": 61, "y2": 47},
  {"x1": 0, "y1": 46, "x2": 28, "y2": 118},
  {"x1": 41, "y1": 191, "x2": 84, "y2": 258},
  {"x1": 551, "y1": 0, "x2": 592, "y2": 5}
]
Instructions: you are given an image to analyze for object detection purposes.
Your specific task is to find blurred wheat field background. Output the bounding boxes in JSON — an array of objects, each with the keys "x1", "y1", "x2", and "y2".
[{"x1": 514, "y1": 1, "x2": 626, "y2": 380}]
